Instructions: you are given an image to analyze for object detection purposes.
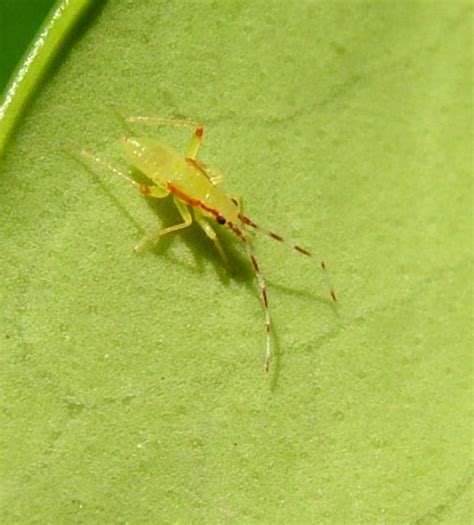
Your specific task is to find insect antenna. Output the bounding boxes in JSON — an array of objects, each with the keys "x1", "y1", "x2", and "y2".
[
  {"x1": 238, "y1": 213, "x2": 337, "y2": 303},
  {"x1": 227, "y1": 222, "x2": 272, "y2": 372}
]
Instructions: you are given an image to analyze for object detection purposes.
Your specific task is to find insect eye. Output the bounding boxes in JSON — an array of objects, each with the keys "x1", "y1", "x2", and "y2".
[{"x1": 216, "y1": 215, "x2": 226, "y2": 225}]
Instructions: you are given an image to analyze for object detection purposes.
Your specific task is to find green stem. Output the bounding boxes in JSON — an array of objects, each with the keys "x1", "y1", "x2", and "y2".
[{"x1": 0, "y1": 0, "x2": 96, "y2": 156}]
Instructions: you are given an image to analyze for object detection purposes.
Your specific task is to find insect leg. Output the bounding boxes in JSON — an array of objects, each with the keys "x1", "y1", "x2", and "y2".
[
  {"x1": 124, "y1": 115, "x2": 201, "y2": 130},
  {"x1": 206, "y1": 166, "x2": 224, "y2": 185},
  {"x1": 185, "y1": 157, "x2": 224, "y2": 185},
  {"x1": 228, "y1": 224, "x2": 272, "y2": 371},
  {"x1": 228, "y1": 194, "x2": 244, "y2": 214},
  {"x1": 194, "y1": 212, "x2": 229, "y2": 265},
  {"x1": 123, "y1": 114, "x2": 204, "y2": 160},
  {"x1": 238, "y1": 214, "x2": 337, "y2": 302},
  {"x1": 246, "y1": 242, "x2": 272, "y2": 372},
  {"x1": 64, "y1": 142, "x2": 171, "y2": 199},
  {"x1": 184, "y1": 125, "x2": 204, "y2": 159},
  {"x1": 134, "y1": 197, "x2": 192, "y2": 252},
  {"x1": 64, "y1": 142, "x2": 140, "y2": 191}
]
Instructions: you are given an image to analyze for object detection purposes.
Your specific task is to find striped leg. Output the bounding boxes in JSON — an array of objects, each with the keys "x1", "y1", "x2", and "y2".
[
  {"x1": 238, "y1": 213, "x2": 337, "y2": 303},
  {"x1": 228, "y1": 223, "x2": 272, "y2": 372}
]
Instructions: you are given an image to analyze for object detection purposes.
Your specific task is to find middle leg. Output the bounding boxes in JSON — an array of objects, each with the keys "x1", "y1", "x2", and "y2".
[{"x1": 134, "y1": 197, "x2": 192, "y2": 252}]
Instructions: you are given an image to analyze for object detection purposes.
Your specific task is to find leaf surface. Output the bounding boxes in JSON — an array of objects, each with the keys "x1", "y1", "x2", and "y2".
[{"x1": 1, "y1": 1, "x2": 472, "y2": 523}]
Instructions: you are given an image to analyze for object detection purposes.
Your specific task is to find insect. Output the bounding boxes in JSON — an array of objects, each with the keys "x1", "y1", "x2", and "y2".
[{"x1": 65, "y1": 114, "x2": 337, "y2": 372}]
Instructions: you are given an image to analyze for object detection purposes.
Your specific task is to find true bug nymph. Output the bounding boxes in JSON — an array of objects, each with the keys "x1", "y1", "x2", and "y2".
[{"x1": 65, "y1": 115, "x2": 337, "y2": 372}]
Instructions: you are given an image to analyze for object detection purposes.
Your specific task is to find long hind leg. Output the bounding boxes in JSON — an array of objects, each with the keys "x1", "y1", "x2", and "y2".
[
  {"x1": 64, "y1": 142, "x2": 170, "y2": 199},
  {"x1": 238, "y1": 213, "x2": 337, "y2": 303},
  {"x1": 64, "y1": 142, "x2": 140, "y2": 191},
  {"x1": 227, "y1": 224, "x2": 272, "y2": 371},
  {"x1": 245, "y1": 241, "x2": 272, "y2": 372}
]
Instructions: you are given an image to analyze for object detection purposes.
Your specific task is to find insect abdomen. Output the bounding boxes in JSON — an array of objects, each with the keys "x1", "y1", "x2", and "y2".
[{"x1": 122, "y1": 137, "x2": 181, "y2": 185}]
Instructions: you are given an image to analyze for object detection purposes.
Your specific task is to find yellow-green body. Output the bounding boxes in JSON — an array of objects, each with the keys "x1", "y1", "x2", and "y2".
[
  {"x1": 66, "y1": 114, "x2": 336, "y2": 372},
  {"x1": 122, "y1": 134, "x2": 238, "y2": 226}
]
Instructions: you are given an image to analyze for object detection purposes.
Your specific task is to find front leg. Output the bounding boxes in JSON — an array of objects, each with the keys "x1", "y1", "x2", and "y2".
[{"x1": 194, "y1": 212, "x2": 229, "y2": 266}]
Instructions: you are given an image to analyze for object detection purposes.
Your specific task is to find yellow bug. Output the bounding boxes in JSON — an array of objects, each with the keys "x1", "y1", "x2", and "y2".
[{"x1": 66, "y1": 115, "x2": 336, "y2": 372}]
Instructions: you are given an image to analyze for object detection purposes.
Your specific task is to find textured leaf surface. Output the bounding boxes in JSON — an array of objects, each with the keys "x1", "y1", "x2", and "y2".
[{"x1": 1, "y1": 1, "x2": 472, "y2": 523}]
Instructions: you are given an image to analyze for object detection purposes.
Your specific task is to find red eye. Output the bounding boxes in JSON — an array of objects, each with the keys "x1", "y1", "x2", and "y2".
[{"x1": 216, "y1": 215, "x2": 226, "y2": 225}]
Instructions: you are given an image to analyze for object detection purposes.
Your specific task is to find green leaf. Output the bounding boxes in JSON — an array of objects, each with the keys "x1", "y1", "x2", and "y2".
[{"x1": 1, "y1": 1, "x2": 472, "y2": 523}]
